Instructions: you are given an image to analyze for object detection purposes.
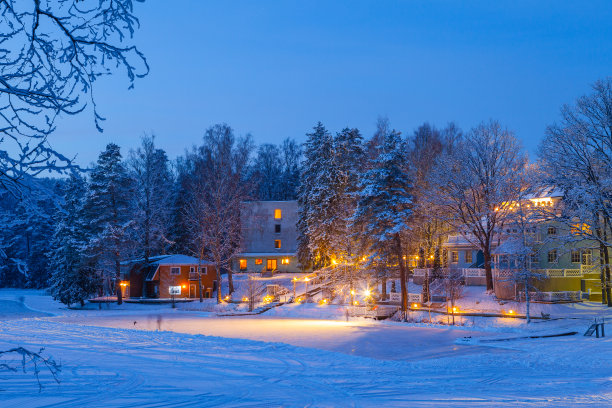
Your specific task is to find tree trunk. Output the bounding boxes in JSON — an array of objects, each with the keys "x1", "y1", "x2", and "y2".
[
  {"x1": 525, "y1": 278, "x2": 531, "y2": 324},
  {"x1": 602, "y1": 218, "x2": 612, "y2": 307},
  {"x1": 216, "y1": 262, "x2": 222, "y2": 304},
  {"x1": 198, "y1": 255, "x2": 204, "y2": 303},
  {"x1": 598, "y1": 240, "x2": 608, "y2": 305},
  {"x1": 115, "y1": 257, "x2": 123, "y2": 305},
  {"x1": 395, "y1": 233, "x2": 408, "y2": 320},
  {"x1": 483, "y1": 245, "x2": 494, "y2": 292},
  {"x1": 381, "y1": 277, "x2": 387, "y2": 300},
  {"x1": 227, "y1": 267, "x2": 235, "y2": 294}
]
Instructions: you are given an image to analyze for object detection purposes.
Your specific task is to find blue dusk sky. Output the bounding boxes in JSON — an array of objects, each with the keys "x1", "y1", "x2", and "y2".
[{"x1": 52, "y1": 0, "x2": 612, "y2": 165}]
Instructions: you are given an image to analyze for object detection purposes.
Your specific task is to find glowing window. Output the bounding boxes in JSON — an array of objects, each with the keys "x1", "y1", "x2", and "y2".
[
  {"x1": 274, "y1": 209, "x2": 282, "y2": 219},
  {"x1": 255, "y1": 259, "x2": 263, "y2": 265},
  {"x1": 451, "y1": 251, "x2": 459, "y2": 263},
  {"x1": 274, "y1": 240, "x2": 281, "y2": 249},
  {"x1": 281, "y1": 258, "x2": 290, "y2": 265},
  {"x1": 239, "y1": 259, "x2": 247, "y2": 270}
]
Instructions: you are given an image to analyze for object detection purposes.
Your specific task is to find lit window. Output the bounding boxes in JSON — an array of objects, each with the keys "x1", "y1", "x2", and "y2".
[
  {"x1": 465, "y1": 251, "x2": 473, "y2": 264},
  {"x1": 275, "y1": 224, "x2": 281, "y2": 233},
  {"x1": 239, "y1": 259, "x2": 247, "y2": 270},
  {"x1": 451, "y1": 251, "x2": 459, "y2": 263},
  {"x1": 255, "y1": 258, "x2": 263, "y2": 265},
  {"x1": 274, "y1": 240, "x2": 281, "y2": 249},
  {"x1": 547, "y1": 250, "x2": 558, "y2": 263},
  {"x1": 547, "y1": 226, "x2": 557, "y2": 236},
  {"x1": 266, "y1": 259, "x2": 277, "y2": 271},
  {"x1": 170, "y1": 267, "x2": 180, "y2": 275},
  {"x1": 571, "y1": 250, "x2": 581, "y2": 263},
  {"x1": 281, "y1": 258, "x2": 290, "y2": 265},
  {"x1": 274, "y1": 209, "x2": 282, "y2": 219}
]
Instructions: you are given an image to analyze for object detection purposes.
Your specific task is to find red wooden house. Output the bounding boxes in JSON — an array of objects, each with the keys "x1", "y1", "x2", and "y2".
[{"x1": 121, "y1": 255, "x2": 217, "y2": 299}]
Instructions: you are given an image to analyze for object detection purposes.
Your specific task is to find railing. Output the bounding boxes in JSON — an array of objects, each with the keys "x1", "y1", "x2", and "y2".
[
  {"x1": 389, "y1": 292, "x2": 422, "y2": 303},
  {"x1": 189, "y1": 273, "x2": 200, "y2": 280},
  {"x1": 413, "y1": 268, "x2": 486, "y2": 278},
  {"x1": 535, "y1": 269, "x2": 586, "y2": 278},
  {"x1": 519, "y1": 291, "x2": 582, "y2": 302}
]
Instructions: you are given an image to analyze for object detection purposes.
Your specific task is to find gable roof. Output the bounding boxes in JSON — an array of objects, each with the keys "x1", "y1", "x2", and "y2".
[{"x1": 152, "y1": 254, "x2": 213, "y2": 265}]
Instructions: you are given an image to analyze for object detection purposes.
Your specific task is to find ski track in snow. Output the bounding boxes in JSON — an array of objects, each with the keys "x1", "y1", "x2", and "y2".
[{"x1": 0, "y1": 293, "x2": 610, "y2": 407}]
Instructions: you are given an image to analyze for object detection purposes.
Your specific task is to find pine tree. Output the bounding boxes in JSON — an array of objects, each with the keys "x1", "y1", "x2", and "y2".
[
  {"x1": 352, "y1": 130, "x2": 414, "y2": 318},
  {"x1": 297, "y1": 122, "x2": 336, "y2": 268},
  {"x1": 48, "y1": 173, "x2": 99, "y2": 307},
  {"x1": 83, "y1": 144, "x2": 134, "y2": 304},
  {"x1": 129, "y1": 135, "x2": 174, "y2": 288}
]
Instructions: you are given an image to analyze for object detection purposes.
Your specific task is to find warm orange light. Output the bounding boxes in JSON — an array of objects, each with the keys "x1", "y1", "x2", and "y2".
[
  {"x1": 364, "y1": 289, "x2": 371, "y2": 297},
  {"x1": 452, "y1": 306, "x2": 458, "y2": 313},
  {"x1": 242, "y1": 297, "x2": 248, "y2": 302},
  {"x1": 304, "y1": 277, "x2": 310, "y2": 282},
  {"x1": 353, "y1": 300, "x2": 359, "y2": 306},
  {"x1": 331, "y1": 259, "x2": 338, "y2": 265},
  {"x1": 350, "y1": 290, "x2": 355, "y2": 295},
  {"x1": 224, "y1": 295, "x2": 230, "y2": 301},
  {"x1": 412, "y1": 303, "x2": 419, "y2": 309},
  {"x1": 182, "y1": 284, "x2": 186, "y2": 289},
  {"x1": 508, "y1": 309, "x2": 515, "y2": 315},
  {"x1": 319, "y1": 299, "x2": 328, "y2": 305},
  {"x1": 415, "y1": 256, "x2": 419, "y2": 260}
]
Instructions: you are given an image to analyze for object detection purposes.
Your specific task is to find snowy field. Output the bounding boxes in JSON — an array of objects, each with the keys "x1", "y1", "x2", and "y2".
[{"x1": 0, "y1": 290, "x2": 611, "y2": 407}]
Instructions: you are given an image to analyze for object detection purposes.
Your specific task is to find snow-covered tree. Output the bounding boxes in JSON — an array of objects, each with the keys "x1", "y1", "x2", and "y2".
[
  {"x1": 539, "y1": 78, "x2": 612, "y2": 306},
  {"x1": 48, "y1": 173, "x2": 99, "y2": 307},
  {"x1": 297, "y1": 122, "x2": 334, "y2": 269},
  {"x1": 83, "y1": 144, "x2": 135, "y2": 304},
  {"x1": 352, "y1": 130, "x2": 414, "y2": 317},
  {"x1": 427, "y1": 121, "x2": 527, "y2": 291},
  {"x1": 0, "y1": 0, "x2": 147, "y2": 195},
  {"x1": 183, "y1": 124, "x2": 254, "y2": 302},
  {"x1": 0, "y1": 178, "x2": 61, "y2": 287},
  {"x1": 129, "y1": 135, "x2": 174, "y2": 286},
  {"x1": 252, "y1": 144, "x2": 284, "y2": 201}
]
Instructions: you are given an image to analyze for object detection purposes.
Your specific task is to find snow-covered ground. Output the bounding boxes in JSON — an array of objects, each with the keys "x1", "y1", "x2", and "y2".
[{"x1": 0, "y1": 289, "x2": 611, "y2": 407}]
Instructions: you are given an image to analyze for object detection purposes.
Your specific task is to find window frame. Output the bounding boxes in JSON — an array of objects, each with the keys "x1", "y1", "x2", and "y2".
[
  {"x1": 571, "y1": 250, "x2": 581, "y2": 264},
  {"x1": 451, "y1": 251, "x2": 459, "y2": 263},
  {"x1": 274, "y1": 209, "x2": 282, "y2": 220},
  {"x1": 274, "y1": 239, "x2": 281, "y2": 249},
  {"x1": 275, "y1": 224, "x2": 281, "y2": 233},
  {"x1": 239, "y1": 259, "x2": 247, "y2": 270},
  {"x1": 170, "y1": 267, "x2": 181, "y2": 275},
  {"x1": 266, "y1": 259, "x2": 277, "y2": 271},
  {"x1": 547, "y1": 250, "x2": 558, "y2": 264},
  {"x1": 465, "y1": 251, "x2": 473, "y2": 264}
]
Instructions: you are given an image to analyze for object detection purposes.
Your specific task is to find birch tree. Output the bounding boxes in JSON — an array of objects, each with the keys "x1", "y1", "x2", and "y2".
[
  {"x1": 427, "y1": 120, "x2": 527, "y2": 291},
  {"x1": 183, "y1": 124, "x2": 254, "y2": 302},
  {"x1": 539, "y1": 78, "x2": 612, "y2": 306}
]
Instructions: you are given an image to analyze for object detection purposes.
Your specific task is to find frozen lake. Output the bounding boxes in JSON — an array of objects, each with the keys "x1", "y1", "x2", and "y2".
[{"x1": 58, "y1": 313, "x2": 511, "y2": 361}]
